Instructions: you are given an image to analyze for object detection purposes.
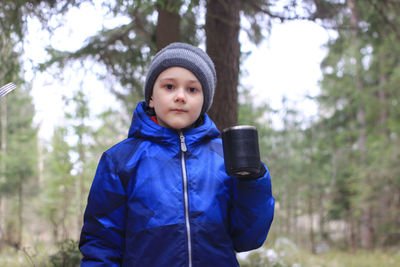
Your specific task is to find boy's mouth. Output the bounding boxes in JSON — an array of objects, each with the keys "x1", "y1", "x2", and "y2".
[{"x1": 171, "y1": 108, "x2": 186, "y2": 113}]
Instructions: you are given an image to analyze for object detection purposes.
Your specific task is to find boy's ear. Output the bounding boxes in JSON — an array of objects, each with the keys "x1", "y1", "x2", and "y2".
[{"x1": 149, "y1": 97, "x2": 154, "y2": 108}]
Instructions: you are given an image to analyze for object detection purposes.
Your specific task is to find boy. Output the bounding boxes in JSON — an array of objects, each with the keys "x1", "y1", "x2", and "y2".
[{"x1": 79, "y1": 42, "x2": 274, "y2": 266}]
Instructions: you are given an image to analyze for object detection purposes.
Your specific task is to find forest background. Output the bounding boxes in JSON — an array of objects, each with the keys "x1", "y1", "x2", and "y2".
[{"x1": 1, "y1": 0, "x2": 400, "y2": 266}]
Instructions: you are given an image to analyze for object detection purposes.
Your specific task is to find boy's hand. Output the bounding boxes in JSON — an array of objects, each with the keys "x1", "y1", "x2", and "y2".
[{"x1": 234, "y1": 162, "x2": 266, "y2": 181}]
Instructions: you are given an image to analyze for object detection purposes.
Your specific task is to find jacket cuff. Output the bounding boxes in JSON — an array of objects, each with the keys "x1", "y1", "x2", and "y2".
[{"x1": 235, "y1": 162, "x2": 266, "y2": 181}]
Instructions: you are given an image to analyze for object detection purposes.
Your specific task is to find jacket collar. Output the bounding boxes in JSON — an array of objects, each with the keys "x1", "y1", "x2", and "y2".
[{"x1": 128, "y1": 101, "x2": 220, "y2": 147}]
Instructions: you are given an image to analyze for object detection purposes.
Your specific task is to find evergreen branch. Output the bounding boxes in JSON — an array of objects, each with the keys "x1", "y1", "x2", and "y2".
[
  {"x1": 365, "y1": 0, "x2": 400, "y2": 41},
  {"x1": 244, "y1": 0, "x2": 310, "y2": 22}
]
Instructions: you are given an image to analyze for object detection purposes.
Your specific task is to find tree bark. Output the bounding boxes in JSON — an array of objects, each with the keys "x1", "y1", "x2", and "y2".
[
  {"x1": 0, "y1": 98, "x2": 6, "y2": 247},
  {"x1": 17, "y1": 176, "x2": 23, "y2": 249},
  {"x1": 205, "y1": 0, "x2": 241, "y2": 131},
  {"x1": 77, "y1": 129, "x2": 86, "y2": 239},
  {"x1": 348, "y1": 211, "x2": 357, "y2": 250},
  {"x1": 156, "y1": 0, "x2": 181, "y2": 51},
  {"x1": 378, "y1": 75, "x2": 388, "y2": 136},
  {"x1": 307, "y1": 141, "x2": 316, "y2": 253}
]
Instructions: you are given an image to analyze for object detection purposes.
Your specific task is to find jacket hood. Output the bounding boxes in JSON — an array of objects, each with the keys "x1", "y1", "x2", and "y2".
[{"x1": 128, "y1": 101, "x2": 220, "y2": 146}]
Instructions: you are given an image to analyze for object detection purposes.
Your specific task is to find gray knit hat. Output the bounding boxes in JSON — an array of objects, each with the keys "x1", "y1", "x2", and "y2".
[{"x1": 144, "y1": 42, "x2": 217, "y2": 115}]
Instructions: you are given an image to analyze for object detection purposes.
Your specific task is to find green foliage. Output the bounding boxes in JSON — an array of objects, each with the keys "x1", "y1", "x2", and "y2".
[
  {"x1": 36, "y1": 0, "x2": 204, "y2": 114},
  {"x1": 0, "y1": 1, "x2": 25, "y2": 40},
  {"x1": 39, "y1": 127, "x2": 75, "y2": 242},
  {"x1": 238, "y1": 88, "x2": 275, "y2": 162},
  {"x1": 155, "y1": 0, "x2": 184, "y2": 14},
  {"x1": 49, "y1": 239, "x2": 81, "y2": 267},
  {"x1": 91, "y1": 108, "x2": 127, "y2": 154},
  {"x1": 0, "y1": 84, "x2": 38, "y2": 250},
  {"x1": 0, "y1": 88, "x2": 38, "y2": 192},
  {"x1": 316, "y1": 0, "x2": 400, "y2": 248}
]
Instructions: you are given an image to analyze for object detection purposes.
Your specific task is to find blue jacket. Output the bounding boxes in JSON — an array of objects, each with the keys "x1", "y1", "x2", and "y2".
[{"x1": 79, "y1": 101, "x2": 274, "y2": 266}]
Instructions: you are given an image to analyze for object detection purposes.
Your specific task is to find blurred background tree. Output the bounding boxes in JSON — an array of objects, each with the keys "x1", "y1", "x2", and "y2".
[
  {"x1": 0, "y1": 1, "x2": 38, "y2": 251},
  {"x1": 33, "y1": 0, "x2": 344, "y2": 130}
]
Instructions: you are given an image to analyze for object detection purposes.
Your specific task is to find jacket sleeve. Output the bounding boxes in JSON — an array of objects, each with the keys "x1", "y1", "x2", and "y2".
[
  {"x1": 230, "y1": 162, "x2": 275, "y2": 252},
  {"x1": 79, "y1": 152, "x2": 126, "y2": 266}
]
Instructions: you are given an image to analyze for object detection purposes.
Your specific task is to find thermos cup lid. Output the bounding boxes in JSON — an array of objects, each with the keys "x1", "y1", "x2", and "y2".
[{"x1": 222, "y1": 125, "x2": 257, "y2": 133}]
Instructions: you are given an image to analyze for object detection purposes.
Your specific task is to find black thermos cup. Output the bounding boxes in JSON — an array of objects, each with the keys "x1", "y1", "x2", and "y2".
[{"x1": 221, "y1": 125, "x2": 261, "y2": 177}]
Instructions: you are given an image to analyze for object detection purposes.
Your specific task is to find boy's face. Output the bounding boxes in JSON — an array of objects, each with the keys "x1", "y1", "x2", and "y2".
[{"x1": 150, "y1": 67, "x2": 204, "y2": 129}]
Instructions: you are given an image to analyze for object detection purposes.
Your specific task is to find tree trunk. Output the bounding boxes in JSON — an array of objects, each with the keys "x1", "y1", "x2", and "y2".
[
  {"x1": 377, "y1": 73, "x2": 389, "y2": 245},
  {"x1": 348, "y1": 211, "x2": 357, "y2": 250},
  {"x1": 77, "y1": 132, "x2": 85, "y2": 239},
  {"x1": 205, "y1": 0, "x2": 241, "y2": 131},
  {"x1": 17, "y1": 176, "x2": 23, "y2": 249},
  {"x1": 156, "y1": 0, "x2": 181, "y2": 51},
  {"x1": 363, "y1": 206, "x2": 375, "y2": 249},
  {"x1": 0, "y1": 98, "x2": 7, "y2": 247},
  {"x1": 308, "y1": 179, "x2": 316, "y2": 252},
  {"x1": 37, "y1": 137, "x2": 44, "y2": 184},
  {"x1": 378, "y1": 75, "x2": 388, "y2": 136},
  {"x1": 318, "y1": 190, "x2": 326, "y2": 242},
  {"x1": 348, "y1": 0, "x2": 374, "y2": 249}
]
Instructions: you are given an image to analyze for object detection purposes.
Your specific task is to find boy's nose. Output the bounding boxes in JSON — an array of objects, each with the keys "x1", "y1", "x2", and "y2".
[{"x1": 175, "y1": 88, "x2": 186, "y2": 103}]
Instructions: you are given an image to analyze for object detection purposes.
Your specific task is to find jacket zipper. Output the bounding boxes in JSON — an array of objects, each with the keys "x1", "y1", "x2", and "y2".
[{"x1": 179, "y1": 131, "x2": 192, "y2": 267}]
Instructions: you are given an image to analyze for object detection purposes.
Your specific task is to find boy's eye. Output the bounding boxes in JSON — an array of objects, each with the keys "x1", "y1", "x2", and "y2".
[
  {"x1": 188, "y1": 87, "x2": 198, "y2": 93},
  {"x1": 165, "y1": 84, "x2": 174, "y2": 90}
]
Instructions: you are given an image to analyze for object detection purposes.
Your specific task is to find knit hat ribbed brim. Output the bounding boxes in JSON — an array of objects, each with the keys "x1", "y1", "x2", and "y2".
[{"x1": 144, "y1": 43, "x2": 217, "y2": 115}]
